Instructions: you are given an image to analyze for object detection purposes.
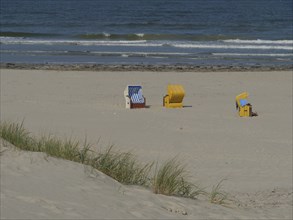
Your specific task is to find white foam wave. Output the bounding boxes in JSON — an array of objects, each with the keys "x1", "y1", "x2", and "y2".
[
  {"x1": 135, "y1": 33, "x2": 145, "y2": 37},
  {"x1": 0, "y1": 37, "x2": 148, "y2": 46},
  {"x1": 91, "y1": 51, "x2": 190, "y2": 56},
  {"x1": 223, "y1": 39, "x2": 293, "y2": 45},
  {"x1": 1, "y1": 50, "x2": 50, "y2": 54},
  {"x1": 1, "y1": 37, "x2": 292, "y2": 51},
  {"x1": 212, "y1": 53, "x2": 293, "y2": 57},
  {"x1": 173, "y1": 44, "x2": 292, "y2": 50},
  {"x1": 2, "y1": 49, "x2": 192, "y2": 57},
  {"x1": 102, "y1": 32, "x2": 111, "y2": 37}
]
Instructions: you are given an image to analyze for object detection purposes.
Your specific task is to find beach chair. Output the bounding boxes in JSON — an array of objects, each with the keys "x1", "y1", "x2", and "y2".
[
  {"x1": 163, "y1": 84, "x2": 185, "y2": 108},
  {"x1": 235, "y1": 92, "x2": 253, "y2": 117},
  {"x1": 124, "y1": 85, "x2": 146, "y2": 109}
]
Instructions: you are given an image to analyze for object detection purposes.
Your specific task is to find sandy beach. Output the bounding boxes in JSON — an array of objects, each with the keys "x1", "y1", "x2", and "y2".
[{"x1": 1, "y1": 68, "x2": 292, "y2": 219}]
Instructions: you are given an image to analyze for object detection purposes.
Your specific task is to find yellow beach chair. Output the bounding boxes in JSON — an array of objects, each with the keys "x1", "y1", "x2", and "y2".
[
  {"x1": 163, "y1": 84, "x2": 185, "y2": 108},
  {"x1": 235, "y1": 92, "x2": 253, "y2": 117}
]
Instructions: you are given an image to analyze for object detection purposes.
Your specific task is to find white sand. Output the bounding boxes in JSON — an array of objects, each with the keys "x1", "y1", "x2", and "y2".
[{"x1": 1, "y1": 69, "x2": 292, "y2": 219}]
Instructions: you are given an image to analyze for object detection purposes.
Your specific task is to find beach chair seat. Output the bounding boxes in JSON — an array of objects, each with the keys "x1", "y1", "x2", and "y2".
[
  {"x1": 235, "y1": 92, "x2": 253, "y2": 117},
  {"x1": 163, "y1": 84, "x2": 185, "y2": 108},
  {"x1": 124, "y1": 85, "x2": 146, "y2": 109}
]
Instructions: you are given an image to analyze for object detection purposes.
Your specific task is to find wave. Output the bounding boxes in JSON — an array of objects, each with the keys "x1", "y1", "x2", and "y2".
[
  {"x1": 0, "y1": 37, "x2": 149, "y2": 46},
  {"x1": 0, "y1": 32, "x2": 151, "y2": 41},
  {"x1": 172, "y1": 43, "x2": 292, "y2": 50},
  {"x1": 222, "y1": 39, "x2": 293, "y2": 45},
  {"x1": 0, "y1": 31, "x2": 232, "y2": 41},
  {"x1": 212, "y1": 53, "x2": 293, "y2": 57},
  {"x1": 102, "y1": 32, "x2": 111, "y2": 37},
  {"x1": 3, "y1": 49, "x2": 292, "y2": 62},
  {"x1": 1, "y1": 31, "x2": 292, "y2": 46},
  {"x1": 76, "y1": 33, "x2": 233, "y2": 41},
  {"x1": 90, "y1": 51, "x2": 191, "y2": 57},
  {"x1": 1, "y1": 37, "x2": 293, "y2": 51},
  {"x1": 0, "y1": 49, "x2": 193, "y2": 58}
]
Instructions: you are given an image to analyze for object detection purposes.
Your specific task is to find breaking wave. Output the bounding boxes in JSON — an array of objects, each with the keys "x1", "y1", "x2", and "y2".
[{"x1": 1, "y1": 37, "x2": 292, "y2": 51}]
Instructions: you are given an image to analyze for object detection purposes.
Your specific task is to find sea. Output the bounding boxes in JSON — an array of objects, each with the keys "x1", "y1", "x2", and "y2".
[{"x1": 1, "y1": 0, "x2": 292, "y2": 67}]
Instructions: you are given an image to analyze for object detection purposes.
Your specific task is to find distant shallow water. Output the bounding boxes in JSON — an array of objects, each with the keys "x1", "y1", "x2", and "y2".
[{"x1": 1, "y1": 0, "x2": 292, "y2": 67}]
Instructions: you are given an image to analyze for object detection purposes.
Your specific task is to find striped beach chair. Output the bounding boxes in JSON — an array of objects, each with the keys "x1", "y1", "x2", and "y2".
[{"x1": 124, "y1": 85, "x2": 146, "y2": 109}]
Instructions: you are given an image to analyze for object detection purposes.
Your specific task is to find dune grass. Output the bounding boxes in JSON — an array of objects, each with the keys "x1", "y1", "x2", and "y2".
[
  {"x1": 90, "y1": 145, "x2": 153, "y2": 185},
  {"x1": 0, "y1": 121, "x2": 227, "y2": 203},
  {"x1": 0, "y1": 121, "x2": 92, "y2": 163},
  {"x1": 152, "y1": 157, "x2": 206, "y2": 198},
  {"x1": 210, "y1": 179, "x2": 228, "y2": 205},
  {"x1": 0, "y1": 121, "x2": 152, "y2": 186},
  {"x1": 0, "y1": 121, "x2": 35, "y2": 151}
]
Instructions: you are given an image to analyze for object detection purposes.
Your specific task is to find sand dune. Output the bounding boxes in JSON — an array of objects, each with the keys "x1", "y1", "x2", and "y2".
[
  {"x1": 1, "y1": 69, "x2": 292, "y2": 219},
  {"x1": 1, "y1": 140, "x2": 291, "y2": 219}
]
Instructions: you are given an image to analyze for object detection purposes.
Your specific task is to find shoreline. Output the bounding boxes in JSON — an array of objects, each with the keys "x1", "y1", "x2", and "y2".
[{"x1": 1, "y1": 62, "x2": 292, "y2": 72}]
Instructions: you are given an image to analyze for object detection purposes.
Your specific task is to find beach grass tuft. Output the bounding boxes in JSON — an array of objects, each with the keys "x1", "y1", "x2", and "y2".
[
  {"x1": 0, "y1": 120, "x2": 35, "y2": 151},
  {"x1": 152, "y1": 157, "x2": 205, "y2": 198},
  {"x1": 209, "y1": 179, "x2": 228, "y2": 205},
  {"x1": 0, "y1": 121, "x2": 93, "y2": 163},
  {"x1": 36, "y1": 136, "x2": 83, "y2": 162},
  {"x1": 93, "y1": 146, "x2": 153, "y2": 185}
]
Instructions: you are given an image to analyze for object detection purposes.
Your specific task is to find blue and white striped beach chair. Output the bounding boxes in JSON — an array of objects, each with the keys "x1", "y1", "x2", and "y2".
[{"x1": 124, "y1": 85, "x2": 146, "y2": 109}]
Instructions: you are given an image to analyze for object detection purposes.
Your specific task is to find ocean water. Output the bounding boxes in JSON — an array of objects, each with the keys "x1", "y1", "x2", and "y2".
[{"x1": 1, "y1": 0, "x2": 292, "y2": 67}]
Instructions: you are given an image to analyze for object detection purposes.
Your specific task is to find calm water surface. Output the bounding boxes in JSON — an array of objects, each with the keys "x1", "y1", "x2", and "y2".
[{"x1": 1, "y1": 0, "x2": 292, "y2": 66}]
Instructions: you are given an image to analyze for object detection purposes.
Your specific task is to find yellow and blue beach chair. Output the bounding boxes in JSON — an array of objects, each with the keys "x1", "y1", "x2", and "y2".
[{"x1": 235, "y1": 92, "x2": 255, "y2": 117}]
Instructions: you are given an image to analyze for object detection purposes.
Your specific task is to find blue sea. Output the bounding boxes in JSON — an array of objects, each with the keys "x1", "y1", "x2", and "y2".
[{"x1": 1, "y1": 0, "x2": 292, "y2": 67}]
